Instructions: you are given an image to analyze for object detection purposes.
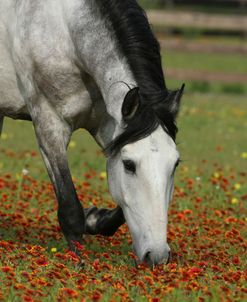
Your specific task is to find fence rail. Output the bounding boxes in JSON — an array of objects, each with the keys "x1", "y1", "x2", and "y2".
[
  {"x1": 145, "y1": 0, "x2": 247, "y2": 6},
  {"x1": 147, "y1": 10, "x2": 247, "y2": 33}
]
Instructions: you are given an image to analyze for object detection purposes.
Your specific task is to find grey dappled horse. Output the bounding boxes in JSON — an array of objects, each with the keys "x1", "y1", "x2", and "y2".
[{"x1": 0, "y1": 0, "x2": 184, "y2": 266}]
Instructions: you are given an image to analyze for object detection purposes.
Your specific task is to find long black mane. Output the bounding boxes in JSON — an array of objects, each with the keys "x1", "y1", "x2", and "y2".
[{"x1": 95, "y1": 0, "x2": 179, "y2": 155}]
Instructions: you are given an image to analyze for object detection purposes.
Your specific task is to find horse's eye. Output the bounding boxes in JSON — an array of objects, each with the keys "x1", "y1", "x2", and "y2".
[{"x1": 123, "y1": 160, "x2": 136, "y2": 174}]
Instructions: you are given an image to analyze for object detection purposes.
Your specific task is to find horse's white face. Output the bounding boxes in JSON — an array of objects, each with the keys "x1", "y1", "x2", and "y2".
[{"x1": 107, "y1": 125, "x2": 179, "y2": 266}]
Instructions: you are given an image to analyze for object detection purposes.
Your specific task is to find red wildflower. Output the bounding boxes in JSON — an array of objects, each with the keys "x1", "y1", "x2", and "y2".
[
  {"x1": 72, "y1": 241, "x2": 84, "y2": 251},
  {"x1": 233, "y1": 256, "x2": 241, "y2": 265},
  {"x1": 1, "y1": 266, "x2": 13, "y2": 273},
  {"x1": 181, "y1": 267, "x2": 203, "y2": 280},
  {"x1": 93, "y1": 259, "x2": 100, "y2": 271},
  {"x1": 35, "y1": 257, "x2": 49, "y2": 266},
  {"x1": 65, "y1": 251, "x2": 80, "y2": 263},
  {"x1": 22, "y1": 295, "x2": 34, "y2": 302},
  {"x1": 59, "y1": 288, "x2": 79, "y2": 299},
  {"x1": 91, "y1": 290, "x2": 102, "y2": 301},
  {"x1": 14, "y1": 284, "x2": 26, "y2": 290}
]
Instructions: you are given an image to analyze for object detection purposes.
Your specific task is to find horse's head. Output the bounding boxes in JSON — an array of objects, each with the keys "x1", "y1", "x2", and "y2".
[{"x1": 106, "y1": 85, "x2": 184, "y2": 266}]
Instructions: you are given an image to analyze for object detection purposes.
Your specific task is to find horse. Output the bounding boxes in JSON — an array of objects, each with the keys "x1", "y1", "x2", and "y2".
[{"x1": 0, "y1": 0, "x2": 184, "y2": 267}]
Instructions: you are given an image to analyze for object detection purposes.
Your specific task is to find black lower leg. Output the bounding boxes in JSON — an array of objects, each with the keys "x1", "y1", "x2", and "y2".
[
  {"x1": 85, "y1": 206, "x2": 125, "y2": 236},
  {"x1": 41, "y1": 150, "x2": 85, "y2": 253},
  {"x1": 55, "y1": 167, "x2": 85, "y2": 251},
  {"x1": 58, "y1": 201, "x2": 85, "y2": 247},
  {"x1": 31, "y1": 99, "x2": 85, "y2": 256}
]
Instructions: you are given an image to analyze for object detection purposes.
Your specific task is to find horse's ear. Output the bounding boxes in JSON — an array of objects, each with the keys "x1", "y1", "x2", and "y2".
[
  {"x1": 168, "y1": 83, "x2": 185, "y2": 118},
  {"x1": 122, "y1": 87, "x2": 140, "y2": 122}
]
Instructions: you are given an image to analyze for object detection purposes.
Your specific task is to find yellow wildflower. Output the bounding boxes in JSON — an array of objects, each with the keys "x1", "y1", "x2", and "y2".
[
  {"x1": 182, "y1": 166, "x2": 189, "y2": 173},
  {"x1": 69, "y1": 140, "x2": 77, "y2": 149},
  {"x1": 15, "y1": 173, "x2": 21, "y2": 180},
  {"x1": 241, "y1": 152, "x2": 247, "y2": 159},
  {"x1": 100, "y1": 172, "x2": 107, "y2": 179},
  {"x1": 234, "y1": 183, "x2": 241, "y2": 190},
  {"x1": 213, "y1": 172, "x2": 220, "y2": 179},
  {"x1": 1, "y1": 133, "x2": 8, "y2": 140},
  {"x1": 231, "y1": 198, "x2": 239, "y2": 205}
]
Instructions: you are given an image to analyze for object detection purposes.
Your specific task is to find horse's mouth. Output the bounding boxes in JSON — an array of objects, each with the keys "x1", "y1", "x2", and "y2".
[{"x1": 133, "y1": 250, "x2": 172, "y2": 268}]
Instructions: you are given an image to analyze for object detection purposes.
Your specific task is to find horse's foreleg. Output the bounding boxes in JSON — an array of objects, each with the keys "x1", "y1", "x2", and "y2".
[
  {"x1": 85, "y1": 206, "x2": 125, "y2": 236},
  {"x1": 30, "y1": 100, "x2": 85, "y2": 253}
]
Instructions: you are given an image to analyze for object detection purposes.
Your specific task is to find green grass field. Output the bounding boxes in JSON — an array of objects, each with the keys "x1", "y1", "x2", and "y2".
[
  {"x1": 163, "y1": 51, "x2": 247, "y2": 75},
  {"x1": 0, "y1": 47, "x2": 247, "y2": 301},
  {"x1": 163, "y1": 49, "x2": 247, "y2": 95},
  {"x1": 0, "y1": 93, "x2": 246, "y2": 179},
  {"x1": 0, "y1": 92, "x2": 246, "y2": 301}
]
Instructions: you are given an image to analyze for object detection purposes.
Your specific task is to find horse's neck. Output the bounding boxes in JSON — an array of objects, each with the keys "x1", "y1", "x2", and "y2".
[{"x1": 68, "y1": 0, "x2": 136, "y2": 137}]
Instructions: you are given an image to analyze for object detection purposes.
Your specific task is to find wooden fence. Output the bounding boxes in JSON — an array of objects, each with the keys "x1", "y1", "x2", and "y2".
[
  {"x1": 147, "y1": 10, "x2": 247, "y2": 33},
  {"x1": 153, "y1": 0, "x2": 247, "y2": 6}
]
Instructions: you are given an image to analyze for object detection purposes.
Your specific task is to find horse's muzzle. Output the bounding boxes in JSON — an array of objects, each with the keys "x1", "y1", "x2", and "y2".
[{"x1": 140, "y1": 245, "x2": 171, "y2": 267}]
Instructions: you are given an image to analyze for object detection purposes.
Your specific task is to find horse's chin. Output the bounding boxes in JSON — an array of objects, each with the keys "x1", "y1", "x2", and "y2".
[{"x1": 133, "y1": 253, "x2": 170, "y2": 268}]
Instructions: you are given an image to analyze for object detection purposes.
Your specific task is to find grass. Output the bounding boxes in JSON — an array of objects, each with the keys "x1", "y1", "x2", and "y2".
[
  {"x1": 166, "y1": 79, "x2": 247, "y2": 95},
  {"x1": 161, "y1": 47, "x2": 247, "y2": 95},
  {"x1": 0, "y1": 32, "x2": 246, "y2": 301},
  {"x1": 0, "y1": 93, "x2": 246, "y2": 177},
  {"x1": 162, "y1": 50, "x2": 247, "y2": 75},
  {"x1": 0, "y1": 92, "x2": 246, "y2": 301}
]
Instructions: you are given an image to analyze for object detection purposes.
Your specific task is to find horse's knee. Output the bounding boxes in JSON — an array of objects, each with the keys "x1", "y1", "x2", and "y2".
[{"x1": 84, "y1": 207, "x2": 101, "y2": 235}]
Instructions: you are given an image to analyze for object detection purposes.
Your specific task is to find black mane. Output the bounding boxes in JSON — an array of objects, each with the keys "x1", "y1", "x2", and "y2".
[{"x1": 95, "y1": 0, "x2": 179, "y2": 155}]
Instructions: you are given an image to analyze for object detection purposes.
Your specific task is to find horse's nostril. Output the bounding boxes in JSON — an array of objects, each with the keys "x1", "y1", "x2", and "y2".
[
  {"x1": 143, "y1": 251, "x2": 151, "y2": 264},
  {"x1": 142, "y1": 249, "x2": 171, "y2": 266},
  {"x1": 143, "y1": 251, "x2": 159, "y2": 267}
]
